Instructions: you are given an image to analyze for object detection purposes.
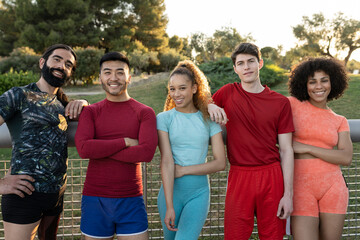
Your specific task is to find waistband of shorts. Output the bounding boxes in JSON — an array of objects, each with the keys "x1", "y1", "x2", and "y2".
[
  {"x1": 230, "y1": 161, "x2": 280, "y2": 171},
  {"x1": 294, "y1": 158, "x2": 340, "y2": 173}
]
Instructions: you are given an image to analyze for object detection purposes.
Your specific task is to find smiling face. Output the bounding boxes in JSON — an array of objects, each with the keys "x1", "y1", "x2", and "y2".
[
  {"x1": 233, "y1": 53, "x2": 263, "y2": 85},
  {"x1": 40, "y1": 48, "x2": 75, "y2": 87},
  {"x1": 307, "y1": 70, "x2": 331, "y2": 109},
  {"x1": 99, "y1": 60, "x2": 131, "y2": 101},
  {"x1": 169, "y1": 74, "x2": 197, "y2": 112}
]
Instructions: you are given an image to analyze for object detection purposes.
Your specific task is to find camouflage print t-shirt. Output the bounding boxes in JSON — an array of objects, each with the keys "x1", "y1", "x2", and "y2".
[{"x1": 0, "y1": 82, "x2": 68, "y2": 193}]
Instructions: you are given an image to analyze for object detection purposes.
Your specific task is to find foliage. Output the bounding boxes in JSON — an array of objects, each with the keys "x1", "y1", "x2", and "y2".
[
  {"x1": 0, "y1": 70, "x2": 39, "y2": 95},
  {"x1": 347, "y1": 59, "x2": 360, "y2": 73},
  {"x1": 199, "y1": 57, "x2": 287, "y2": 94},
  {"x1": 72, "y1": 47, "x2": 104, "y2": 85},
  {"x1": 13, "y1": 0, "x2": 99, "y2": 52},
  {"x1": 292, "y1": 12, "x2": 360, "y2": 66},
  {"x1": 159, "y1": 49, "x2": 187, "y2": 72},
  {"x1": 128, "y1": 49, "x2": 158, "y2": 75},
  {"x1": 0, "y1": 47, "x2": 40, "y2": 74},
  {"x1": 0, "y1": 0, "x2": 17, "y2": 56},
  {"x1": 190, "y1": 27, "x2": 253, "y2": 63},
  {"x1": 132, "y1": 0, "x2": 168, "y2": 52}
]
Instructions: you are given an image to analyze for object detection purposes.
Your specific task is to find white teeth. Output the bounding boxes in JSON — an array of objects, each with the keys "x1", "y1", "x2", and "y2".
[{"x1": 53, "y1": 71, "x2": 63, "y2": 77}]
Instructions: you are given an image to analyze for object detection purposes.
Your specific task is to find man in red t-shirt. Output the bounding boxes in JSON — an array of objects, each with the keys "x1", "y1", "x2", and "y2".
[
  {"x1": 75, "y1": 52, "x2": 157, "y2": 240},
  {"x1": 209, "y1": 43, "x2": 294, "y2": 240}
]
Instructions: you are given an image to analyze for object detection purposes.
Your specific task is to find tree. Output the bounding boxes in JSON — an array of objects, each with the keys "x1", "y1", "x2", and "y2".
[
  {"x1": 128, "y1": 49, "x2": 158, "y2": 75},
  {"x1": 159, "y1": 48, "x2": 186, "y2": 71},
  {"x1": 13, "y1": 0, "x2": 99, "y2": 52},
  {"x1": 132, "y1": 0, "x2": 168, "y2": 52},
  {"x1": 213, "y1": 27, "x2": 252, "y2": 58},
  {"x1": 190, "y1": 27, "x2": 253, "y2": 63},
  {"x1": 90, "y1": 0, "x2": 137, "y2": 52},
  {"x1": 169, "y1": 35, "x2": 184, "y2": 52},
  {"x1": 333, "y1": 13, "x2": 360, "y2": 65},
  {"x1": 261, "y1": 46, "x2": 284, "y2": 67},
  {"x1": 0, "y1": 0, "x2": 18, "y2": 55},
  {"x1": 293, "y1": 12, "x2": 360, "y2": 66}
]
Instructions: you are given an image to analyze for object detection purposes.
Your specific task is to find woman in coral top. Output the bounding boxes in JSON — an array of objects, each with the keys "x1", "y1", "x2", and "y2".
[{"x1": 288, "y1": 57, "x2": 353, "y2": 240}]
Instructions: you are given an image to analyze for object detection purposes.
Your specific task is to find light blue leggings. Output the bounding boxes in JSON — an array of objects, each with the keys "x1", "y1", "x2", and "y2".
[{"x1": 157, "y1": 175, "x2": 210, "y2": 240}]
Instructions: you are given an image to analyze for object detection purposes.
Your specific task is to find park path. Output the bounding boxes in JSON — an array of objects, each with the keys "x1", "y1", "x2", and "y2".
[{"x1": 64, "y1": 72, "x2": 169, "y2": 96}]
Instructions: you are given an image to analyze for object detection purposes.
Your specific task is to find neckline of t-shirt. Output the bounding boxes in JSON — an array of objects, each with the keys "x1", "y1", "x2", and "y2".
[
  {"x1": 305, "y1": 100, "x2": 332, "y2": 112},
  {"x1": 174, "y1": 108, "x2": 199, "y2": 115},
  {"x1": 31, "y1": 82, "x2": 56, "y2": 99},
  {"x1": 105, "y1": 98, "x2": 133, "y2": 104},
  {"x1": 238, "y1": 83, "x2": 268, "y2": 95}
]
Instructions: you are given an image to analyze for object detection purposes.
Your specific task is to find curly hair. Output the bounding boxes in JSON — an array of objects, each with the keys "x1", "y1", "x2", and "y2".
[
  {"x1": 288, "y1": 57, "x2": 349, "y2": 102},
  {"x1": 163, "y1": 60, "x2": 212, "y2": 119}
]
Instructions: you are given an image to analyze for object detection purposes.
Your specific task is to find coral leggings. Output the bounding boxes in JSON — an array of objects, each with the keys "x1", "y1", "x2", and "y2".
[{"x1": 292, "y1": 158, "x2": 348, "y2": 217}]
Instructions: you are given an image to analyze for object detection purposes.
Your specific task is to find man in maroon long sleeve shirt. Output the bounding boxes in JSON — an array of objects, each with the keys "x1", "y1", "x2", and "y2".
[{"x1": 75, "y1": 52, "x2": 158, "y2": 240}]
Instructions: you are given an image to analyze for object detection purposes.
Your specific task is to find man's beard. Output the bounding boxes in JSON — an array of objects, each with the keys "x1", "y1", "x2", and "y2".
[{"x1": 42, "y1": 62, "x2": 70, "y2": 87}]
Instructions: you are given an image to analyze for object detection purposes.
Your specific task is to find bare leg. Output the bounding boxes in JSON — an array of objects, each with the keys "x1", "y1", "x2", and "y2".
[
  {"x1": 291, "y1": 216, "x2": 319, "y2": 240},
  {"x1": 319, "y1": 213, "x2": 346, "y2": 240},
  {"x1": 3, "y1": 220, "x2": 40, "y2": 240},
  {"x1": 117, "y1": 231, "x2": 148, "y2": 240},
  {"x1": 37, "y1": 214, "x2": 61, "y2": 240}
]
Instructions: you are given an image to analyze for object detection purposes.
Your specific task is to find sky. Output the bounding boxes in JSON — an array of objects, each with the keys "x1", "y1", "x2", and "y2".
[{"x1": 164, "y1": 0, "x2": 360, "y2": 61}]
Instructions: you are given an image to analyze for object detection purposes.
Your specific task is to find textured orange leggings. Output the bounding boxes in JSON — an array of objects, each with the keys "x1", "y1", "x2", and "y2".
[{"x1": 292, "y1": 159, "x2": 348, "y2": 217}]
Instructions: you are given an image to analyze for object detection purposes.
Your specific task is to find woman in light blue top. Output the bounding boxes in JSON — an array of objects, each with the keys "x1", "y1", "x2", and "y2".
[{"x1": 157, "y1": 60, "x2": 226, "y2": 240}]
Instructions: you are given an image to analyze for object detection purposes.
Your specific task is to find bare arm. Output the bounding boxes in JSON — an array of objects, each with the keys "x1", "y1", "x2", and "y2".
[
  {"x1": 158, "y1": 130, "x2": 177, "y2": 231},
  {"x1": 208, "y1": 103, "x2": 228, "y2": 125},
  {"x1": 0, "y1": 115, "x2": 4, "y2": 126},
  {"x1": 277, "y1": 132, "x2": 294, "y2": 219},
  {"x1": 175, "y1": 132, "x2": 226, "y2": 177},
  {"x1": 65, "y1": 99, "x2": 89, "y2": 120},
  {"x1": 293, "y1": 131, "x2": 353, "y2": 166}
]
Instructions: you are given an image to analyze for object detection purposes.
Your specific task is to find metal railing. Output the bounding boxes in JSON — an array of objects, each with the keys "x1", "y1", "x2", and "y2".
[{"x1": 0, "y1": 120, "x2": 359, "y2": 239}]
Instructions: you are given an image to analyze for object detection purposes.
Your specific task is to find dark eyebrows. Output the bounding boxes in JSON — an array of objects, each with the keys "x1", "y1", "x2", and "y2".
[
  {"x1": 52, "y1": 54, "x2": 74, "y2": 67},
  {"x1": 102, "y1": 67, "x2": 125, "y2": 72},
  {"x1": 236, "y1": 57, "x2": 256, "y2": 65}
]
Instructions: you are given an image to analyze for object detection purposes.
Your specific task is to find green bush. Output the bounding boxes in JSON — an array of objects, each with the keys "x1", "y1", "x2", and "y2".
[
  {"x1": 73, "y1": 47, "x2": 104, "y2": 85},
  {"x1": 159, "y1": 49, "x2": 187, "y2": 72},
  {"x1": 199, "y1": 57, "x2": 288, "y2": 94},
  {"x1": 0, "y1": 70, "x2": 39, "y2": 95},
  {"x1": 0, "y1": 47, "x2": 40, "y2": 74}
]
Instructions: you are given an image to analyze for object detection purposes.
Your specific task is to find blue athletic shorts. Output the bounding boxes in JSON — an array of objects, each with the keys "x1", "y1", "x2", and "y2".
[{"x1": 80, "y1": 195, "x2": 148, "y2": 238}]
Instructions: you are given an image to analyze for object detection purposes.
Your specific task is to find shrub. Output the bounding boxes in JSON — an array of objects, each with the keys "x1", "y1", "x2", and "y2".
[
  {"x1": 0, "y1": 47, "x2": 40, "y2": 74},
  {"x1": 129, "y1": 50, "x2": 159, "y2": 75},
  {"x1": 0, "y1": 70, "x2": 39, "y2": 95},
  {"x1": 72, "y1": 47, "x2": 104, "y2": 85},
  {"x1": 199, "y1": 57, "x2": 288, "y2": 94},
  {"x1": 159, "y1": 49, "x2": 187, "y2": 72}
]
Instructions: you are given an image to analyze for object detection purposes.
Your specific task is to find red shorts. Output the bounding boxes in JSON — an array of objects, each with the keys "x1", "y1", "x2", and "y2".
[{"x1": 224, "y1": 162, "x2": 286, "y2": 240}]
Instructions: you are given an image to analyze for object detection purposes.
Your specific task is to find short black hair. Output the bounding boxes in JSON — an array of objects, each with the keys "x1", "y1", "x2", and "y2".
[
  {"x1": 288, "y1": 57, "x2": 349, "y2": 101},
  {"x1": 231, "y1": 43, "x2": 261, "y2": 65},
  {"x1": 99, "y1": 52, "x2": 130, "y2": 71},
  {"x1": 42, "y1": 44, "x2": 77, "y2": 71}
]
